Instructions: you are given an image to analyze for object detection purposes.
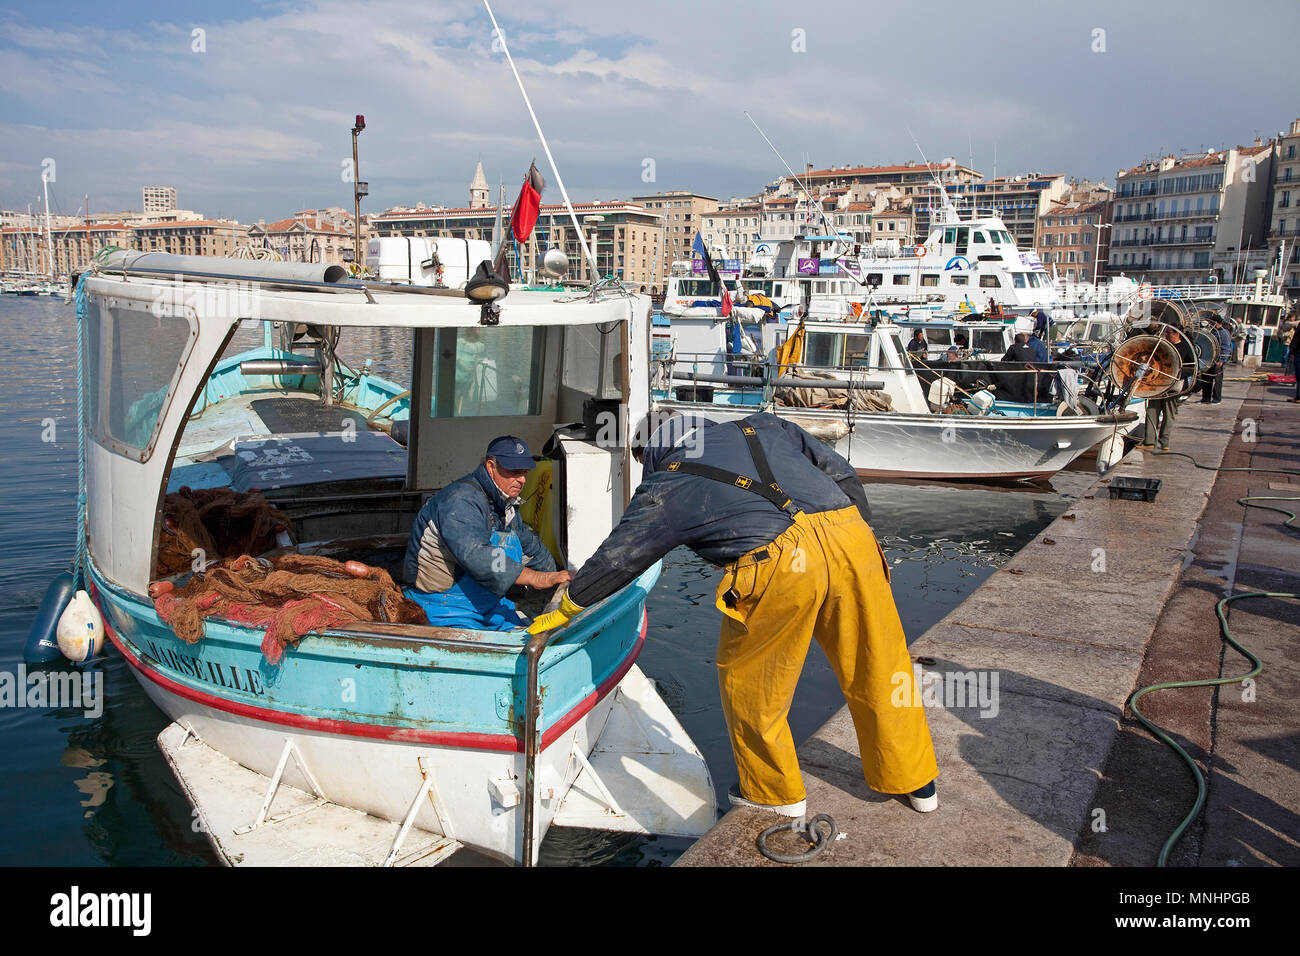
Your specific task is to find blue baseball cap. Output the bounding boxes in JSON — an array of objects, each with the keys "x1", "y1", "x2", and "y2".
[{"x1": 486, "y1": 435, "x2": 535, "y2": 470}]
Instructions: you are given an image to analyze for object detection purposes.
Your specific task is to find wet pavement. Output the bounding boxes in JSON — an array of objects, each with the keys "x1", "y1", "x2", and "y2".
[{"x1": 677, "y1": 373, "x2": 1300, "y2": 867}]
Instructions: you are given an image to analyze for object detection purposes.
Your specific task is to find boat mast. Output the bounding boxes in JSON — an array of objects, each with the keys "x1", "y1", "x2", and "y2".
[{"x1": 42, "y1": 172, "x2": 54, "y2": 280}]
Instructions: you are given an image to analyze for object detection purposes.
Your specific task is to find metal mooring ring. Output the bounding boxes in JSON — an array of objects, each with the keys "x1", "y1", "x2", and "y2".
[{"x1": 756, "y1": 813, "x2": 838, "y2": 864}]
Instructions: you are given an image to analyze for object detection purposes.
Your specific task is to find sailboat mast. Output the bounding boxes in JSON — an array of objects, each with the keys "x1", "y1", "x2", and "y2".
[{"x1": 43, "y1": 173, "x2": 54, "y2": 279}]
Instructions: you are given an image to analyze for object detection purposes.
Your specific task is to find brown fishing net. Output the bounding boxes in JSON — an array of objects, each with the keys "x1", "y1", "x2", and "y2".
[
  {"x1": 152, "y1": 554, "x2": 428, "y2": 665},
  {"x1": 155, "y1": 487, "x2": 290, "y2": 576},
  {"x1": 775, "y1": 367, "x2": 893, "y2": 411}
]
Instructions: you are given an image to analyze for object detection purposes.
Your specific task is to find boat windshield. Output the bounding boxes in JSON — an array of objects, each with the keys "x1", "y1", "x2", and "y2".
[{"x1": 675, "y1": 278, "x2": 741, "y2": 297}]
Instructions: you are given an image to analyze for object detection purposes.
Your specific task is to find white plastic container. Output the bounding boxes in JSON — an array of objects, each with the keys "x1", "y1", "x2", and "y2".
[{"x1": 367, "y1": 237, "x2": 491, "y2": 289}]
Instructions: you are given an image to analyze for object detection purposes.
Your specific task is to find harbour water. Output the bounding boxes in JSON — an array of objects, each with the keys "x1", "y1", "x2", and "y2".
[{"x1": 0, "y1": 295, "x2": 1090, "y2": 866}]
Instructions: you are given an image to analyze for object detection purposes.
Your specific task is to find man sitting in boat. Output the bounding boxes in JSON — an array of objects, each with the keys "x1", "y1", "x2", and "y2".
[
  {"x1": 532, "y1": 412, "x2": 939, "y2": 819},
  {"x1": 402, "y1": 436, "x2": 570, "y2": 630}
]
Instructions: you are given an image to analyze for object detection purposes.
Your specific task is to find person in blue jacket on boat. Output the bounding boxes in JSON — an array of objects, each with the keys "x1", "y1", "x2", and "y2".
[{"x1": 403, "y1": 436, "x2": 569, "y2": 630}]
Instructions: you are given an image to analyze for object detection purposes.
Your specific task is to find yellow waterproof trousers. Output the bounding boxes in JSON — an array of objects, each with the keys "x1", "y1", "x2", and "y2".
[{"x1": 714, "y1": 506, "x2": 937, "y2": 805}]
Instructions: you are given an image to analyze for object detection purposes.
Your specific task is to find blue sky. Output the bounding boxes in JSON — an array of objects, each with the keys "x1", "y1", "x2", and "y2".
[{"x1": 2, "y1": 0, "x2": 1298, "y2": 223}]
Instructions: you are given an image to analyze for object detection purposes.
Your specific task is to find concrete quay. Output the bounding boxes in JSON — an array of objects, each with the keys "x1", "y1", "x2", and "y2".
[{"x1": 676, "y1": 374, "x2": 1300, "y2": 867}]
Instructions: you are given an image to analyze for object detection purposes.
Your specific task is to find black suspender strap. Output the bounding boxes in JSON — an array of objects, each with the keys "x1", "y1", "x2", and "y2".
[{"x1": 662, "y1": 421, "x2": 800, "y2": 517}]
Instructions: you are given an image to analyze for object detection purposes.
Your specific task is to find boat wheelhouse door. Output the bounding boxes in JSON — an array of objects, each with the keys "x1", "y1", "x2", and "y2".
[
  {"x1": 405, "y1": 299, "x2": 649, "y2": 568},
  {"x1": 869, "y1": 325, "x2": 930, "y2": 414}
]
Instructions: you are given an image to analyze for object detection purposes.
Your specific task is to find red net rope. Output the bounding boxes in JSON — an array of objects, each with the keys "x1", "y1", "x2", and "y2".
[{"x1": 152, "y1": 554, "x2": 427, "y2": 665}]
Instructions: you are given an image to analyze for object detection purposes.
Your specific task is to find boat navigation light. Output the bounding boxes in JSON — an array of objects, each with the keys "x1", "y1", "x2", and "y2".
[{"x1": 466, "y1": 259, "x2": 509, "y2": 303}]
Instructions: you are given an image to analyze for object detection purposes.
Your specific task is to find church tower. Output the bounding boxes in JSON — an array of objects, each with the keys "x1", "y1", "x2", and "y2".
[{"x1": 469, "y1": 161, "x2": 489, "y2": 209}]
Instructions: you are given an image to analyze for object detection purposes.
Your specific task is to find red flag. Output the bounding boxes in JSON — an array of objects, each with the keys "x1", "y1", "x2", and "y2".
[
  {"x1": 720, "y1": 288, "x2": 732, "y2": 317},
  {"x1": 510, "y1": 162, "x2": 545, "y2": 243}
]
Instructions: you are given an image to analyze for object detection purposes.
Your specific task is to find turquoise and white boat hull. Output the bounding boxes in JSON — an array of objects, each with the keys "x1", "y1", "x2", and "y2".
[{"x1": 90, "y1": 560, "x2": 708, "y2": 865}]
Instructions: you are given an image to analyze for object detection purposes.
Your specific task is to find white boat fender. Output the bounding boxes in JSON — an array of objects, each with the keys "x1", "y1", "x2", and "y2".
[
  {"x1": 1096, "y1": 433, "x2": 1125, "y2": 474},
  {"x1": 24, "y1": 571, "x2": 76, "y2": 664},
  {"x1": 57, "y1": 590, "x2": 103, "y2": 663},
  {"x1": 968, "y1": 389, "x2": 995, "y2": 414}
]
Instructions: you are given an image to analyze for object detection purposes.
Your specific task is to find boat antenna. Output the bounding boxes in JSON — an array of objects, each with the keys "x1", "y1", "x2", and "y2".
[
  {"x1": 481, "y1": 0, "x2": 598, "y2": 282},
  {"x1": 744, "y1": 111, "x2": 843, "y2": 249},
  {"x1": 907, "y1": 125, "x2": 959, "y2": 223}
]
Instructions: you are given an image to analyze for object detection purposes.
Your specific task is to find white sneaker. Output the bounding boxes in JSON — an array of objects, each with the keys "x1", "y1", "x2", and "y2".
[
  {"x1": 727, "y1": 784, "x2": 806, "y2": 818},
  {"x1": 908, "y1": 780, "x2": 939, "y2": 813}
]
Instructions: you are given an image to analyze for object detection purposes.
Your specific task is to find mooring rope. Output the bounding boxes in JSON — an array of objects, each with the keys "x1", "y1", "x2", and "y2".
[{"x1": 72, "y1": 272, "x2": 89, "y2": 590}]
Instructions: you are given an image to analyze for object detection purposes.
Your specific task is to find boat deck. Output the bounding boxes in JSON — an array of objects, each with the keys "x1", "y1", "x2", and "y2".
[{"x1": 170, "y1": 390, "x2": 407, "y2": 493}]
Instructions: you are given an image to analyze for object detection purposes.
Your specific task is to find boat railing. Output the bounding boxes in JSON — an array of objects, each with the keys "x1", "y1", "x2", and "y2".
[
  {"x1": 907, "y1": 353, "x2": 1095, "y2": 416},
  {"x1": 655, "y1": 352, "x2": 885, "y2": 404}
]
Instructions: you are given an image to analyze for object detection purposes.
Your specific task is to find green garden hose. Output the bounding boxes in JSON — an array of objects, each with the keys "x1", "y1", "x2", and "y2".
[{"x1": 1126, "y1": 481, "x2": 1298, "y2": 866}]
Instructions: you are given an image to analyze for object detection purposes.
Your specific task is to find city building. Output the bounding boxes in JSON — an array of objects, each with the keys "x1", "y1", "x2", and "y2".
[
  {"x1": 1266, "y1": 118, "x2": 1300, "y2": 299},
  {"x1": 701, "y1": 203, "x2": 762, "y2": 259},
  {"x1": 1109, "y1": 142, "x2": 1275, "y2": 286},
  {"x1": 1037, "y1": 200, "x2": 1112, "y2": 282},
  {"x1": 142, "y1": 185, "x2": 178, "y2": 214},
  {"x1": 630, "y1": 191, "x2": 719, "y2": 287},
  {"x1": 130, "y1": 219, "x2": 246, "y2": 258},
  {"x1": 794, "y1": 161, "x2": 981, "y2": 195},
  {"x1": 247, "y1": 212, "x2": 356, "y2": 265},
  {"x1": 868, "y1": 200, "x2": 916, "y2": 248}
]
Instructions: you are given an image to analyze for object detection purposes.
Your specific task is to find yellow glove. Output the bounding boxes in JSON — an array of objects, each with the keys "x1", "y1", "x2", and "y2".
[{"x1": 526, "y1": 592, "x2": 585, "y2": 634}]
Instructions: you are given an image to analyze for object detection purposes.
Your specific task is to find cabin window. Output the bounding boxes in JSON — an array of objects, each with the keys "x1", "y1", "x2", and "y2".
[
  {"x1": 972, "y1": 232, "x2": 986, "y2": 244},
  {"x1": 430, "y1": 326, "x2": 545, "y2": 417},
  {"x1": 561, "y1": 324, "x2": 623, "y2": 401},
  {"x1": 951, "y1": 275, "x2": 969, "y2": 285},
  {"x1": 972, "y1": 329, "x2": 1005, "y2": 353},
  {"x1": 921, "y1": 274, "x2": 939, "y2": 287},
  {"x1": 804, "y1": 331, "x2": 841, "y2": 367},
  {"x1": 979, "y1": 275, "x2": 1001, "y2": 288},
  {"x1": 866, "y1": 273, "x2": 883, "y2": 286},
  {"x1": 83, "y1": 297, "x2": 195, "y2": 461},
  {"x1": 843, "y1": 333, "x2": 871, "y2": 366},
  {"x1": 943, "y1": 228, "x2": 956, "y2": 244},
  {"x1": 955, "y1": 229, "x2": 969, "y2": 256},
  {"x1": 1011, "y1": 273, "x2": 1027, "y2": 288},
  {"x1": 892, "y1": 274, "x2": 909, "y2": 285}
]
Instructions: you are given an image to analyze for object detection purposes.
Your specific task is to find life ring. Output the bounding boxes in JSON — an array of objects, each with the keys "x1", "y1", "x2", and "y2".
[{"x1": 913, "y1": 245, "x2": 927, "y2": 257}]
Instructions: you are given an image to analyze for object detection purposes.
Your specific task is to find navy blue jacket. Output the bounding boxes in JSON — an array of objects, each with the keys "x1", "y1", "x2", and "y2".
[
  {"x1": 403, "y1": 463, "x2": 556, "y2": 596},
  {"x1": 567, "y1": 413, "x2": 871, "y2": 608}
]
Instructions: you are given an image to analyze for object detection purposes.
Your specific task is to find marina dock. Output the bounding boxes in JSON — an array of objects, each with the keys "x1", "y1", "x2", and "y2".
[{"x1": 677, "y1": 376, "x2": 1300, "y2": 867}]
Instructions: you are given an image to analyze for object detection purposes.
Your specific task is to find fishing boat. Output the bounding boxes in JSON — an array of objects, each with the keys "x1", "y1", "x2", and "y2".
[
  {"x1": 663, "y1": 201, "x2": 1068, "y2": 326},
  {"x1": 654, "y1": 313, "x2": 1137, "y2": 481},
  {"x1": 72, "y1": 250, "x2": 714, "y2": 866}
]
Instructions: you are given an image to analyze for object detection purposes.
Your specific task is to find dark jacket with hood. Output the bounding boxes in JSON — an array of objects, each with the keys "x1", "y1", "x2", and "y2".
[
  {"x1": 403, "y1": 462, "x2": 556, "y2": 596},
  {"x1": 567, "y1": 413, "x2": 872, "y2": 608}
]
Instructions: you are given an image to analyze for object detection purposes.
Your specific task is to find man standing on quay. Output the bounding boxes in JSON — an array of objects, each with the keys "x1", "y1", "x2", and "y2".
[{"x1": 529, "y1": 411, "x2": 939, "y2": 818}]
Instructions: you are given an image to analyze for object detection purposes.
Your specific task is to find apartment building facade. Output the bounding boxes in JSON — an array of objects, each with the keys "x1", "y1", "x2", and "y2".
[
  {"x1": 247, "y1": 213, "x2": 356, "y2": 266},
  {"x1": 131, "y1": 219, "x2": 246, "y2": 257},
  {"x1": 1266, "y1": 118, "x2": 1300, "y2": 298},
  {"x1": 630, "y1": 191, "x2": 718, "y2": 287},
  {"x1": 2, "y1": 222, "x2": 132, "y2": 275},
  {"x1": 1109, "y1": 143, "x2": 1274, "y2": 286}
]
